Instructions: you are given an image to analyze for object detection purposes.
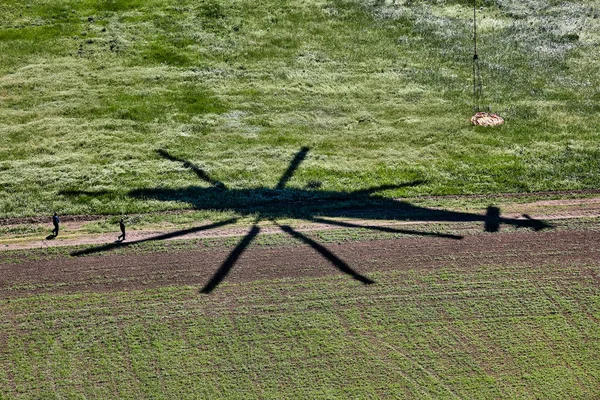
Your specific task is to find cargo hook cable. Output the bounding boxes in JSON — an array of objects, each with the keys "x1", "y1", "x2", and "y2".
[{"x1": 472, "y1": 0, "x2": 484, "y2": 111}]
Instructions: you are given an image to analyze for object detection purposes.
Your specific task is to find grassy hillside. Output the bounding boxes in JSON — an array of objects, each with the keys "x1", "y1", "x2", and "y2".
[{"x1": 0, "y1": 0, "x2": 599, "y2": 217}]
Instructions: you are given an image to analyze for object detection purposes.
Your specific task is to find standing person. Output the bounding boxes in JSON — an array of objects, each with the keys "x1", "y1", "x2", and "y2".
[
  {"x1": 118, "y1": 218, "x2": 126, "y2": 241},
  {"x1": 52, "y1": 212, "x2": 60, "y2": 237}
]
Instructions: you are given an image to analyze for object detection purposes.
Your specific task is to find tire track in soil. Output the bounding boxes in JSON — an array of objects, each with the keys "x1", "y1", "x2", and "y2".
[
  {"x1": 374, "y1": 336, "x2": 461, "y2": 399},
  {"x1": 0, "y1": 229, "x2": 599, "y2": 297},
  {"x1": 335, "y1": 311, "x2": 434, "y2": 398}
]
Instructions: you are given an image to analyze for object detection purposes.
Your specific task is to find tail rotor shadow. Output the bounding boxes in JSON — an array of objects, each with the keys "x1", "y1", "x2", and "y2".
[{"x1": 521, "y1": 214, "x2": 552, "y2": 231}]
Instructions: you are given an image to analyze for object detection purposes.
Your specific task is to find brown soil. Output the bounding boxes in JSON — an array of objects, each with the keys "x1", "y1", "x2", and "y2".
[{"x1": 1, "y1": 229, "x2": 598, "y2": 297}]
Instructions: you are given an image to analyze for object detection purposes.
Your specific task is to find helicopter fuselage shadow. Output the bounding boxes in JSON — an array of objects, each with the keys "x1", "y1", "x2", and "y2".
[
  {"x1": 128, "y1": 186, "x2": 552, "y2": 232},
  {"x1": 68, "y1": 147, "x2": 552, "y2": 294}
]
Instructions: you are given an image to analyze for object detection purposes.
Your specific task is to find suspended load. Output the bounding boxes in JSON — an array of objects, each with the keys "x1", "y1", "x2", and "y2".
[
  {"x1": 471, "y1": 112, "x2": 504, "y2": 127},
  {"x1": 470, "y1": 1, "x2": 503, "y2": 127}
]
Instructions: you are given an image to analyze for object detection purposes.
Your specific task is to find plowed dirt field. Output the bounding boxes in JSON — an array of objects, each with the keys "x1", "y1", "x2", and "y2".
[{"x1": 2, "y1": 226, "x2": 599, "y2": 297}]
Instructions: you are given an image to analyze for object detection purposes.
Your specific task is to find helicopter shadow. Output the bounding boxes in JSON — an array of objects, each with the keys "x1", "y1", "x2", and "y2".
[{"x1": 68, "y1": 147, "x2": 552, "y2": 293}]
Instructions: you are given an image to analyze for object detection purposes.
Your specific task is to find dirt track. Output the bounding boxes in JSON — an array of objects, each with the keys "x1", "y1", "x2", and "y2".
[
  {"x1": 1, "y1": 228, "x2": 598, "y2": 297},
  {"x1": 2, "y1": 195, "x2": 600, "y2": 252},
  {"x1": 1, "y1": 194, "x2": 598, "y2": 296}
]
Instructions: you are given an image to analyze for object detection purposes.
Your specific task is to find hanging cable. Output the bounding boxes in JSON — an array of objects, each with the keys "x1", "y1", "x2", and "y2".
[{"x1": 472, "y1": 0, "x2": 483, "y2": 112}]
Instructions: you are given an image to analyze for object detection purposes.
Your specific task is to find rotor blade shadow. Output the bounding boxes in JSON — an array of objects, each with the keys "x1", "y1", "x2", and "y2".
[
  {"x1": 275, "y1": 147, "x2": 310, "y2": 190},
  {"x1": 350, "y1": 180, "x2": 427, "y2": 197},
  {"x1": 279, "y1": 224, "x2": 375, "y2": 285},
  {"x1": 201, "y1": 225, "x2": 261, "y2": 294},
  {"x1": 309, "y1": 217, "x2": 463, "y2": 240},
  {"x1": 71, "y1": 218, "x2": 238, "y2": 257},
  {"x1": 157, "y1": 149, "x2": 225, "y2": 189}
]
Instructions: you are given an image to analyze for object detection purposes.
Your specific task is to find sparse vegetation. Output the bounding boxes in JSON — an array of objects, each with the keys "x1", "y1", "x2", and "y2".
[{"x1": 0, "y1": 252, "x2": 598, "y2": 398}]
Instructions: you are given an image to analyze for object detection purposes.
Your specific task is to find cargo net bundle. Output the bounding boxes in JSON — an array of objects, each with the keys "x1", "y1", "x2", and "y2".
[{"x1": 471, "y1": 112, "x2": 504, "y2": 127}]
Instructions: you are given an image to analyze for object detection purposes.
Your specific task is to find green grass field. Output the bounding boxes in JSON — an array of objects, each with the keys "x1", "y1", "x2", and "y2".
[
  {"x1": 1, "y1": 258, "x2": 599, "y2": 398},
  {"x1": 1, "y1": 1, "x2": 600, "y2": 398},
  {"x1": 1, "y1": 0, "x2": 599, "y2": 218}
]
